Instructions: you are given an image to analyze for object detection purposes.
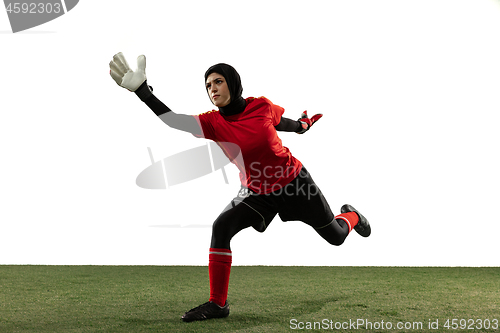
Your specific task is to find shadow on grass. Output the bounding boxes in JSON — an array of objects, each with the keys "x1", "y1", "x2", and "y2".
[{"x1": 100, "y1": 295, "x2": 344, "y2": 332}]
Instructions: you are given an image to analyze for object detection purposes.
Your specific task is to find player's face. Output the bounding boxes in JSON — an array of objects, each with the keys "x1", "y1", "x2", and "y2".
[{"x1": 206, "y1": 73, "x2": 231, "y2": 107}]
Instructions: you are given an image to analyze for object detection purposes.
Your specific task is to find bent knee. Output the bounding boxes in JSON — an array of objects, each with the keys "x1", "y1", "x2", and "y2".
[{"x1": 329, "y1": 238, "x2": 345, "y2": 246}]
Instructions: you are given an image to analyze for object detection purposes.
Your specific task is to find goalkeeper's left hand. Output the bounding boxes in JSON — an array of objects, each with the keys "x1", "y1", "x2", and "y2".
[{"x1": 297, "y1": 111, "x2": 323, "y2": 134}]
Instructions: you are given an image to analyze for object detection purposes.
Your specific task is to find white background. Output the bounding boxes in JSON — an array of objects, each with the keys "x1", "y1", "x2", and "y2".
[{"x1": 1, "y1": 0, "x2": 499, "y2": 266}]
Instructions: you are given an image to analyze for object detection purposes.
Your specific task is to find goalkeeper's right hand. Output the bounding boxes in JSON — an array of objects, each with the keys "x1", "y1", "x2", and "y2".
[{"x1": 109, "y1": 52, "x2": 147, "y2": 92}]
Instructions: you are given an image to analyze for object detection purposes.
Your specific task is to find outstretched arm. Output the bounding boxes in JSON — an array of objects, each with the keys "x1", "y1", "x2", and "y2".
[
  {"x1": 109, "y1": 52, "x2": 202, "y2": 136},
  {"x1": 134, "y1": 82, "x2": 201, "y2": 135},
  {"x1": 274, "y1": 111, "x2": 323, "y2": 134},
  {"x1": 274, "y1": 117, "x2": 301, "y2": 132}
]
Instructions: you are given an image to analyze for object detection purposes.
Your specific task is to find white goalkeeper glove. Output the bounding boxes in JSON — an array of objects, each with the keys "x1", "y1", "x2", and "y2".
[{"x1": 109, "y1": 52, "x2": 147, "y2": 92}]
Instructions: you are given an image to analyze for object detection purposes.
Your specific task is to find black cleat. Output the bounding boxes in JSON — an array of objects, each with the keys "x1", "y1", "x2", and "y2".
[
  {"x1": 181, "y1": 301, "x2": 230, "y2": 322},
  {"x1": 341, "y1": 204, "x2": 371, "y2": 237}
]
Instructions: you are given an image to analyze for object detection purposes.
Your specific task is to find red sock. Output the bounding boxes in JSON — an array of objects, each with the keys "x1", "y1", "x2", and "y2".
[
  {"x1": 335, "y1": 212, "x2": 359, "y2": 233},
  {"x1": 208, "y1": 248, "x2": 232, "y2": 307}
]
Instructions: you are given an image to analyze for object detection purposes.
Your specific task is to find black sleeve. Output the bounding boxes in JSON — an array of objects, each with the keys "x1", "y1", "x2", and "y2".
[
  {"x1": 135, "y1": 81, "x2": 170, "y2": 115},
  {"x1": 134, "y1": 81, "x2": 202, "y2": 136},
  {"x1": 274, "y1": 116, "x2": 301, "y2": 132}
]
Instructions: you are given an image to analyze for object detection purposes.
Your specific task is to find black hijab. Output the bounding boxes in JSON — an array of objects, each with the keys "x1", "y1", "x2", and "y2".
[{"x1": 205, "y1": 63, "x2": 246, "y2": 116}]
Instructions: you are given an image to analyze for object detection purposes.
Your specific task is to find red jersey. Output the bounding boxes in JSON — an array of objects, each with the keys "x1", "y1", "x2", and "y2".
[{"x1": 194, "y1": 97, "x2": 302, "y2": 194}]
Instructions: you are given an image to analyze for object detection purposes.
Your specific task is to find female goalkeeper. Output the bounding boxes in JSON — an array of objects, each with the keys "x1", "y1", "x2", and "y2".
[{"x1": 109, "y1": 53, "x2": 371, "y2": 322}]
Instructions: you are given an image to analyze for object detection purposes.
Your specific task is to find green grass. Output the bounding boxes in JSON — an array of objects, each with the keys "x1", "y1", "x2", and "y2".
[{"x1": 0, "y1": 266, "x2": 499, "y2": 332}]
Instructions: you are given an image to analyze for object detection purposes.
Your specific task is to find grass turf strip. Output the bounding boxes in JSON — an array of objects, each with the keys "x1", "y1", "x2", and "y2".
[{"x1": 0, "y1": 266, "x2": 498, "y2": 332}]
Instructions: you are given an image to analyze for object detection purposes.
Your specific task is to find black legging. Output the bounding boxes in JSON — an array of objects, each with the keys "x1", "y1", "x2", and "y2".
[{"x1": 210, "y1": 193, "x2": 350, "y2": 250}]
